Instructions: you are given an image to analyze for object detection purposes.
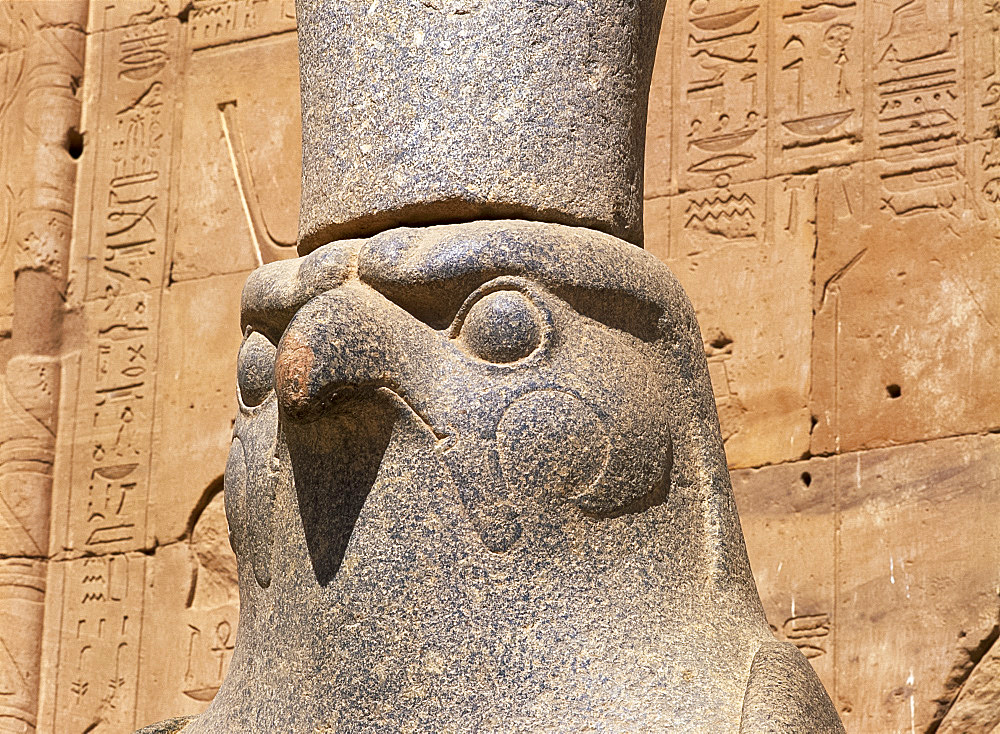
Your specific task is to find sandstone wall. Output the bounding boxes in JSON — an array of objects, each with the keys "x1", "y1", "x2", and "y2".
[{"x1": 0, "y1": 0, "x2": 996, "y2": 732}]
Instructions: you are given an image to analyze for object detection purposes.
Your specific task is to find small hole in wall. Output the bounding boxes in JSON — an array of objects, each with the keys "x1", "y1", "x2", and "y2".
[
  {"x1": 886, "y1": 383, "x2": 902, "y2": 399},
  {"x1": 801, "y1": 471, "x2": 812, "y2": 487},
  {"x1": 66, "y1": 127, "x2": 83, "y2": 159}
]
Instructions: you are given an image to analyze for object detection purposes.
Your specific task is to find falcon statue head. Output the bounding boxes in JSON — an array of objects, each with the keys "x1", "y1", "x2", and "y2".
[
  {"x1": 169, "y1": 221, "x2": 843, "y2": 733},
  {"x1": 138, "y1": 0, "x2": 844, "y2": 728}
]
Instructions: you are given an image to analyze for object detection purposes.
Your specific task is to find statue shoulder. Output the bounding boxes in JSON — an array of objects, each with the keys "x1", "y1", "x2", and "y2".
[{"x1": 740, "y1": 640, "x2": 845, "y2": 734}]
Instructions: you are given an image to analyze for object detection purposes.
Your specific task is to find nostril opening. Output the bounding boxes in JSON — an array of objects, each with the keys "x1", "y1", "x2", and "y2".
[
  {"x1": 800, "y1": 471, "x2": 812, "y2": 487},
  {"x1": 886, "y1": 383, "x2": 901, "y2": 399}
]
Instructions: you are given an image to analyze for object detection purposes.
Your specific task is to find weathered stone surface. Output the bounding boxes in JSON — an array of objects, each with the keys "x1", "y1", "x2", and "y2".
[
  {"x1": 645, "y1": 177, "x2": 814, "y2": 468},
  {"x1": 160, "y1": 219, "x2": 840, "y2": 732},
  {"x1": 734, "y1": 458, "x2": 837, "y2": 690},
  {"x1": 136, "y1": 488, "x2": 238, "y2": 725},
  {"x1": 938, "y1": 634, "x2": 1000, "y2": 734},
  {"x1": 0, "y1": 559, "x2": 46, "y2": 732},
  {"x1": 294, "y1": 0, "x2": 665, "y2": 250},
  {"x1": 147, "y1": 272, "x2": 246, "y2": 545},
  {"x1": 135, "y1": 716, "x2": 196, "y2": 734},
  {"x1": 643, "y1": 17, "x2": 675, "y2": 201},
  {"x1": 811, "y1": 154, "x2": 1000, "y2": 454},
  {"x1": 735, "y1": 433, "x2": 1000, "y2": 733},
  {"x1": 834, "y1": 435, "x2": 1000, "y2": 733},
  {"x1": 172, "y1": 33, "x2": 300, "y2": 281}
]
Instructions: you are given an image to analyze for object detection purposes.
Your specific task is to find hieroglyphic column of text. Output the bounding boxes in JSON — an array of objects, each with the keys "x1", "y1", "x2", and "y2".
[{"x1": 39, "y1": 4, "x2": 180, "y2": 731}]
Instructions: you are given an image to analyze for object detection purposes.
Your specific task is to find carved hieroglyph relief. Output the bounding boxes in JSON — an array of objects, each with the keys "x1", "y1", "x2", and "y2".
[
  {"x1": 33, "y1": 3, "x2": 301, "y2": 731},
  {"x1": 0, "y1": 0, "x2": 991, "y2": 730},
  {"x1": 0, "y1": 1, "x2": 86, "y2": 731},
  {"x1": 38, "y1": 2, "x2": 179, "y2": 730},
  {"x1": 644, "y1": 1, "x2": 999, "y2": 731}
]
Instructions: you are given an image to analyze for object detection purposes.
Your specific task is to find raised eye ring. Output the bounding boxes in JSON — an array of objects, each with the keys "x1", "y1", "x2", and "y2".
[
  {"x1": 453, "y1": 281, "x2": 547, "y2": 364},
  {"x1": 237, "y1": 328, "x2": 276, "y2": 408}
]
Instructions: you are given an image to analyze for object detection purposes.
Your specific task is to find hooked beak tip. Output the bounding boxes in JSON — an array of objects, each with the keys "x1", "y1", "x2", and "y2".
[{"x1": 275, "y1": 335, "x2": 317, "y2": 418}]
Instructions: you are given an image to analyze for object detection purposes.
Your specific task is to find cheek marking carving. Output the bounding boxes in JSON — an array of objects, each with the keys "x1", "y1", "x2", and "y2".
[
  {"x1": 223, "y1": 437, "x2": 248, "y2": 557},
  {"x1": 496, "y1": 390, "x2": 611, "y2": 510}
]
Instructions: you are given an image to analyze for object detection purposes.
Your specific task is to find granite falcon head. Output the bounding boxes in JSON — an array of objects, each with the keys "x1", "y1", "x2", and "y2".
[
  {"x1": 136, "y1": 0, "x2": 844, "y2": 728},
  {"x1": 157, "y1": 220, "x2": 847, "y2": 733},
  {"x1": 272, "y1": 229, "x2": 676, "y2": 556}
]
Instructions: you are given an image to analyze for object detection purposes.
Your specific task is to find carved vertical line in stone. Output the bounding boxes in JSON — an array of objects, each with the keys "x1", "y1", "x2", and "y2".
[
  {"x1": 0, "y1": 2, "x2": 87, "y2": 731},
  {"x1": 218, "y1": 100, "x2": 264, "y2": 268},
  {"x1": 831, "y1": 291, "x2": 841, "y2": 709},
  {"x1": 219, "y1": 99, "x2": 297, "y2": 265}
]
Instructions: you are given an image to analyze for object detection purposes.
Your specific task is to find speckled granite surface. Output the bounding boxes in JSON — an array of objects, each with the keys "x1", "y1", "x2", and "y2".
[
  {"x1": 137, "y1": 0, "x2": 843, "y2": 728},
  {"x1": 294, "y1": 0, "x2": 663, "y2": 250},
  {"x1": 146, "y1": 221, "x2": 842, "y2": 732}
]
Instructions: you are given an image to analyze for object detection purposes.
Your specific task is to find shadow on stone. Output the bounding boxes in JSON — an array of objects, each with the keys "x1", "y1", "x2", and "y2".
[{"x1": 285, "y1": 393, "x2": 396, "y2": 586}]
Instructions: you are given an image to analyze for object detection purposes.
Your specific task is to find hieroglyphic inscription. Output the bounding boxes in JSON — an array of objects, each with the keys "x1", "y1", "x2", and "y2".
[
  {"x1": 188, "y1": 0, "x2": 297, "y2": 49},
  {"x1": 41, "y1": 5, "x2": 180, "y2": 731},
  {"x1": 770, "y1": 0, "x2": 862, "y2": 172},
  {"x1": 50, "y1": 555, "x2": 145, "y2": 733},
  {"x1": 676, "y1": 0, "x2": 766, "y2": 191},
  {"x1": 73, "y1": 11, "x2": 179, "y2": 555},
  {"x1": 978, "y1": 138, "x2": 1000, "y2": 217},
  {"x1": 704, "y1": 331, "x2": 748, "y2": 443},
  {"x1": 178, "y1": 491, "x2": 238, "y2": 706},
  {"x1": 873, "y1": 0, "x2": 965, "y2": 219},
  {"x1": 684, "y1": 187, "x2": 759, "y2": 240},
  {"x1": 129, "y1": 486, "x2": 238, "y2": 723},
  {"x1": 973, "y1": 0, "x2": 1000, "y2": 138},
  {"x1": 673, "y1": 179, "x2": 765, "y2": 257},
  {"x1": 181, "y1": 616, "x2": 236, "y2": 704},
  {"x1": 774, "y1": 612, "x2": 832, "y2": 659}
]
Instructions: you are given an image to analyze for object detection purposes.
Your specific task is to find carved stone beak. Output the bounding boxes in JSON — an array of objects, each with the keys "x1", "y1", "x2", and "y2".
[
  {"x1": 274, "y1": 281, "x2": 445, "y2": 426},
  {"x1": 272, "y1": 271, "x2": 672, "y2": 554},
  {"x1": 271, "y1": 279, "x2": 541, "y2": 553}
]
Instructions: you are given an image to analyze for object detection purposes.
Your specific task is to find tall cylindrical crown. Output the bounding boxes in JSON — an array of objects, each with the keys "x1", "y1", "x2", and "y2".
[{"x1": 295, "y1": 0, "x2": 666, "y2": 253}]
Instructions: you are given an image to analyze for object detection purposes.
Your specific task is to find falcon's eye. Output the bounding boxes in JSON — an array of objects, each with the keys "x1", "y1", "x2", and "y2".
[
  {"x1": 458, "y1": 289, "x2": 543, "y2": 364},
  {"x1": 238, "y1": 329, "x2": 276, "y2": 407}
]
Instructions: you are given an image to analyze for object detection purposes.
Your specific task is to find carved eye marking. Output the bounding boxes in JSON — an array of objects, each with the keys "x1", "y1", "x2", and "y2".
[
  {"x1": 497, "y1": 390, "x2": 610, "y2": 510},
  {"x1": 237, "y1": 329, "x2": 276, "y2": 408},
  {"x1": 458, "y1": 289, "x2": 543, "y2": 364}
]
